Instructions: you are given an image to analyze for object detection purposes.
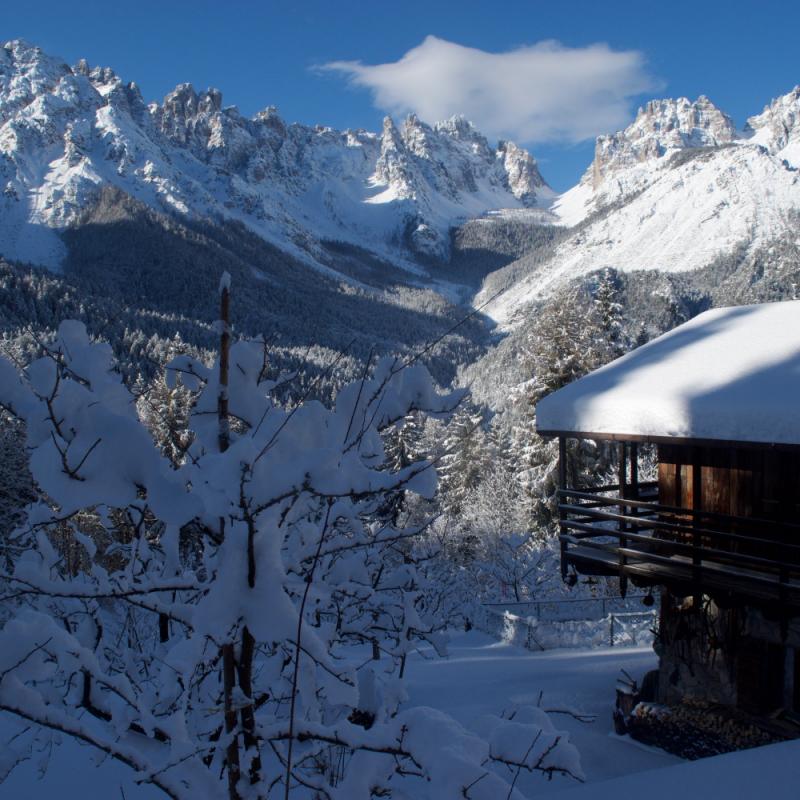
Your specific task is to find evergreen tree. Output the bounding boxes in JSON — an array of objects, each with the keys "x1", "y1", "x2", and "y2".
[
  {"x1": 380, "y1": 411, "x2": 426, "y2": 523},
  {"x1": 593, "y1": 268, "x2": 625, "y2": 362},
  {"x1": 438, "y1": 407, "x2": 489, "y2": 519}
]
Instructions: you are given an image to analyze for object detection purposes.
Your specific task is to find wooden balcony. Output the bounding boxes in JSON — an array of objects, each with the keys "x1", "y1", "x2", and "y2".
[{"x1": 558, "y1": 486, "x2": 800, "y2": 611}]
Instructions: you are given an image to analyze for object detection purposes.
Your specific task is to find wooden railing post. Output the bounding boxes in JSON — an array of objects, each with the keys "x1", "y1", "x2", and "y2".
[
  {"x1": 557, "y1": 485, "x2": 800, "y2": 609},
  {"x1": 618, "y1": 442, "x2": 628, "y2": 598},
  {"x1": 559, "y1": 436, "x2": 569, "y2": 580},
  {"x1": 692, "y1": 448, "x2": 702, "y2": 608}
]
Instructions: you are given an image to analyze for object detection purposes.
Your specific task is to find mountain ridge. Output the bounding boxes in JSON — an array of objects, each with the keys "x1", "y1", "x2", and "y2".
[
  {"x1": 0, "y1": 38, "x2": 549, "y2": 273},
  {"x1": 3, "y1": 38, "x2": 800, "y2": 347}
]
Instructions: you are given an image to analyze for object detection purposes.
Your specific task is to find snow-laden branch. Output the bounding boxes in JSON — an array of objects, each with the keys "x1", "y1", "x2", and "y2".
[{"x1": 0, "y1": 315, "x2": 582, "y2": 799}]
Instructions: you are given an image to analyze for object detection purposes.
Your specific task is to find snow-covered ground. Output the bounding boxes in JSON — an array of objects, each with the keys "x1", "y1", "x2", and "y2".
[
  {"x1": 0, "y1": 630, "x2": 676, "y2": 798},
  {"x1": 407, "y1": 631, "x2": 678, "y2": 796},
  {"x1": 5, "y1": 630, "x2": 797, "y2": 798},
  {"x1": 556, "y1": 737, "x2": 800, "y2": 799}
]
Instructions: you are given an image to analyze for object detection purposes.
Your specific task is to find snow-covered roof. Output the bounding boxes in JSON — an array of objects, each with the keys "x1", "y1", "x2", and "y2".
[{"x1": 536, "y1": 300, "x2": 800, "y2": 446}]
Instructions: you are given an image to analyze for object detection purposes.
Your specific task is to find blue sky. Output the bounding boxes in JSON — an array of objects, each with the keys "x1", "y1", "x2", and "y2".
[{"x1": 5, "y1": 0, "x2": 799, "y2": 190}]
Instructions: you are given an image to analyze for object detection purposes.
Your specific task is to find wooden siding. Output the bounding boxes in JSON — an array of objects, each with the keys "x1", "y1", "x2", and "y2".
[{"x1": 658, "y1": 445, "x2": 800, "y2": 522}]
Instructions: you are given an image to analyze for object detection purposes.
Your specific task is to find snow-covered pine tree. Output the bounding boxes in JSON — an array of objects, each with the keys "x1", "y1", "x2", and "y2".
[
  {"x1": 506, "y1": 282, "x2": 624, "y2": 526},
  {"x1": 136, "y1": 374, "x2": 194, "y2": 467},
  {"x1": 0, "y1": 413, "x2": 36, "y2": 568},
  {"x1": 437, "y1": 406, "x2": 489, "y2": 518},
  {"x1": 379, "y1": 410, "x2": 425, "y2": 523},
  {"x1": 593, "y1": 268, "x2": 625, "y2": 363}
]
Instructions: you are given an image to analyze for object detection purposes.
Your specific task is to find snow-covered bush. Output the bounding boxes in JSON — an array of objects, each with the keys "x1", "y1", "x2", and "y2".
[{"x1": 0, "y1": 281, "x2": 582, "y2": 798}]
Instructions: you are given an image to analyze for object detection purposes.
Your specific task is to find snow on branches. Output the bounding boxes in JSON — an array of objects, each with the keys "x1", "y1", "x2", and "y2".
[{"x1": 0, "y1": 292, "x2": 582, "y2": 798}]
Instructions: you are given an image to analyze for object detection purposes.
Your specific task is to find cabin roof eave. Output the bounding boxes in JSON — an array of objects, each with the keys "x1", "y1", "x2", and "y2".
[{"x1": 536, "y1": 428, "x2": 800, "y2": 452}]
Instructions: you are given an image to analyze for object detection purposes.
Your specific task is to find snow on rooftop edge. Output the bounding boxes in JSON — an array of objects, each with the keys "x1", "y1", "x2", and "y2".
[{"x1": 536, "y1": 300, "x2": 800, "y2": 446}]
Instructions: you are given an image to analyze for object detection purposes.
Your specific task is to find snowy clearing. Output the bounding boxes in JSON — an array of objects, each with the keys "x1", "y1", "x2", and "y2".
[
  {"x1": 0, "y1": 631, "x2": 677, "y2": 798},
  {"x1": 4, "y1": 631, "x2": 797, "y2": 799}
]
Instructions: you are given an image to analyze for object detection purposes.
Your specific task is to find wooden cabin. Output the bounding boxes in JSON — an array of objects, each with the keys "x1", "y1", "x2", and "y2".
[{"x1": 536, "y1": 300, "x2": 800, "y2": 719}]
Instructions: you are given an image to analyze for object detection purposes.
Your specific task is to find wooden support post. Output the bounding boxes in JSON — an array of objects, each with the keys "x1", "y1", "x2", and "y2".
[
  {"x1": 630, "y1": 442, "x2": 639, "y2": 500},
  {"x1": 692, "y1": 448, "x2": 702, "y2": 608},
  {"x1": 618, "y1": 442, "x2": 628, "y2": 598},
  {"x1": 558, "y1": 436, "x2": 568, "y2": 580}
]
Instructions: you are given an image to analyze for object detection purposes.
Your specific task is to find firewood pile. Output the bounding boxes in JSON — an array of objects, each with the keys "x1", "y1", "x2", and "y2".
[{"x1": 624, "y1": 699, "x2": 787, "y2": 759}]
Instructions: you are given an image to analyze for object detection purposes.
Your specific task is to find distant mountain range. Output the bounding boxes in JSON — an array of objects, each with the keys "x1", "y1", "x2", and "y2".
[
  {"x1": 0, "y1": 39, "x2": 549, "y2": 274},
  {"x1": 479, "y1": 90, "x2": 800, "y2": 326},
  {"x1": 2, "y1": 38, "x2": 800, "y2": 346}
]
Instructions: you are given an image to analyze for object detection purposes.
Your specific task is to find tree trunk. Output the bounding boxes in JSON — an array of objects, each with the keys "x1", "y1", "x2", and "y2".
[
  {"x1": 222, "y1": 642, "x2": 242, "y2": 800},
  {"x1": 238, "y1": 627, "x2": 261, "y2": 785},
  {"x1": 218, "y1": 277, "x2": 231, "y2": 454}
]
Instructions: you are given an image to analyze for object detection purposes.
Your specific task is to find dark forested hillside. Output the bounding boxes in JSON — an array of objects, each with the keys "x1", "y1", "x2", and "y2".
[{"x1": 2, "y1": 186, "x2": 492, "y2": 388}]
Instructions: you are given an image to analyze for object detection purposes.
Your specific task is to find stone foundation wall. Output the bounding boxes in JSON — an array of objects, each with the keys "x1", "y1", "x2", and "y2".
[
  {"x1": 656, "y1": 591, "x2": 800, "y2": 714},
  {"x1": 655, "y1": 592, "x2": 738, "y2": 706}
]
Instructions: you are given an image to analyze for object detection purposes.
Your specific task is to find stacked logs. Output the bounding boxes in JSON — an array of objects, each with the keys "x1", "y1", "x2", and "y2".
[{"x1": 625, "y1": 700, "x2": 785, "y2": 759}]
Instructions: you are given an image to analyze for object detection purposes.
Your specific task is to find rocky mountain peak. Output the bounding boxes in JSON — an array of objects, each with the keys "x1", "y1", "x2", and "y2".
[
  {"x1": 590, "y1": 95, "x2": 737, "y2": 188},
  {"x1": 434, "y1": 114, "x2": 480, "y2": 139},
  {"x1": 1, "y1": 39, "x2": 74, "y2": 121},
  {"x1": 745, "y1": 86, "x2": 800, "y2": 156},
  {"x1": 157, "y1": 83, "x2": 236, "y2": 155},
  {"x1": 378, "y1": 115, "x2": 402, "y2": 149},
  {"x1": 1, "y1": 39, "x2": 550, "y2": 270},
  {"x1": 253, "y1": 104, "x2": 287, "y2": 138},
  {"x1": 373, "y1": 115, "x2": 416, "y2": 198},
  {"x1": 498, "y1": 139, "x2": 547, "y2": 204},
  {"x1": 401, "y1": 113, "x2": 433, "y2": 157}
]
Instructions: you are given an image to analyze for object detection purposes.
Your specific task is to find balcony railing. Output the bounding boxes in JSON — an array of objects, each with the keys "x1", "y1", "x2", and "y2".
[{"x1": 558, "y1": 487, "x2": 800, "y2": 608}]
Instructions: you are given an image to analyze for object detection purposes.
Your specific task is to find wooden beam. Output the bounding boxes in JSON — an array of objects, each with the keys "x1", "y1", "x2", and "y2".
[
  {"x1": 618, "y1": 441, "x2": 628, "y2": 597},
  {"x1": 630, "y1": 442, "x2": 639, "y2": 500},
  {"x1": 692, "y1": 447, "x2": 702, "y2": 607},
  {"x1": 558, "y1": 436, "x2": 568, "y2": 580},
  {"x1": 536, "y1": 428, "x2": 800, "y2": 453}
]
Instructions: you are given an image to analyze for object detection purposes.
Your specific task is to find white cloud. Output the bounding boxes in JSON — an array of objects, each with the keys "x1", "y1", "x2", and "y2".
[{"x1": 321, "y1": 36, "x2": 659, "y2": 145}]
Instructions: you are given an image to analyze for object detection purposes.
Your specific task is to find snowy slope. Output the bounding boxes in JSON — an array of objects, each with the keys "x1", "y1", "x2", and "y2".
[
  {"x1": 483, "y1": 92, "x2": 800, "y2": 326},
  {"x1": 0, "y1": 40, "x2": 549, "y2": 271}
]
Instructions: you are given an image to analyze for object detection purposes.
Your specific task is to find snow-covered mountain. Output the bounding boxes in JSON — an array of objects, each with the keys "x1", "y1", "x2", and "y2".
[
  {"x1": 589, "y1": 95, "x2": 739, "y2": 190},
  {"x1": 0, "y1": 39, "x2": 550, "y2": 272},
  {"x1": 746, "y1": 85, "x2": 800, "y2": 167},
  {"x1": 3, "y1": 38, "x2": 800, "y2": 339},
  {"x1": 484, "y1": 92, "x2": 800, "y2": 326}
]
